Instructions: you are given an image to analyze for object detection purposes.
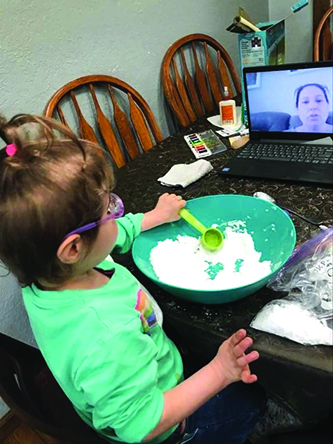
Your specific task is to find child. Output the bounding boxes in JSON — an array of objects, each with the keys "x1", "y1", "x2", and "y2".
[{"x1": 0, "y1": 114, "x2": 265, "y2": 444}]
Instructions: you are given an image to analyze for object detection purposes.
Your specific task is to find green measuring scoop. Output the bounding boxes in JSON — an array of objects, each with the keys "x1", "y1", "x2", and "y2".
[{"x1": 179, "y1": 208, "x2": 223, "y2": 251}]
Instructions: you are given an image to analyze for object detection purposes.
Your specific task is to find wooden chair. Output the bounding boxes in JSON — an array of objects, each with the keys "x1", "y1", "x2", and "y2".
[
  {"x1": 314, "y1": 6, "x2": 333, "y2": 61},
  {"x1": 45, "y1": 75, "x2": 163, "y2": 168},
  {"x1": 161, "y1": 33, "x2": 241, "y2": 128},
  {"x1": 0, "y1": 332, "x2": 107, "y2": 444}
]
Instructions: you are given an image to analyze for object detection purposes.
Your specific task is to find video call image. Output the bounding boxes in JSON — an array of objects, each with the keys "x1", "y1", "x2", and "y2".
[{"x1": 246, "y1": 67, "x2": 333, "y2": 134}]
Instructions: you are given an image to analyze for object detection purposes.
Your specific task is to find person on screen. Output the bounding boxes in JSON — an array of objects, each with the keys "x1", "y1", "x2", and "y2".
[{"x1": 285, "y1": 83, "x2": 333, "y2": 133}]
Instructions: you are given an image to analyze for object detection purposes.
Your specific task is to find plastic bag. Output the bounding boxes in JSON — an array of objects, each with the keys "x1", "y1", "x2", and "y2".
[{"x1": 251, "y1": 228, "x2": 333, "y2": 345}]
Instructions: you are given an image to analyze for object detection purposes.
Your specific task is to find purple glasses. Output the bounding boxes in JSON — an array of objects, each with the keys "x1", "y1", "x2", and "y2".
[{"x1": 63, "y1": 193, "x2": 124, "y2": 241}]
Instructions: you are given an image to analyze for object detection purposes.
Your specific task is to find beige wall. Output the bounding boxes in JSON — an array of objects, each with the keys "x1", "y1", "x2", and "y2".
[{"x1": 269, "y1": 0, "x2": 313, "y2": 62}]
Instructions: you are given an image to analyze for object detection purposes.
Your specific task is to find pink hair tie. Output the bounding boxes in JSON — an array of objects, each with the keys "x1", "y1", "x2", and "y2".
[{"x1": 6, "y1": 144, "x2": 17, "y2": 157}]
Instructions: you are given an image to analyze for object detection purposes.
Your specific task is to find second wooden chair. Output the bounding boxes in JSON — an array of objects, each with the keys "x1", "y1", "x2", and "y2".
[
  {"x1": 45, "y1": 75, "x2": 163, "y2": 168},
  {"x1": 162, "y1": 33, "x2": 241, "y2": 128}
]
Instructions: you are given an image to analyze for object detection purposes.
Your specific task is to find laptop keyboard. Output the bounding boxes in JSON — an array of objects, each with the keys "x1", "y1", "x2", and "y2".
[{"x1": 238, "y1": 143, "x2": 333, "y2": 165}]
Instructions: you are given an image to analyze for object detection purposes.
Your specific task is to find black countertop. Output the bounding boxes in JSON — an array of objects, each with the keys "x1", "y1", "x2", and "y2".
[{"x1": 114, "y1": 118, "x2": 333, "y2": 425}]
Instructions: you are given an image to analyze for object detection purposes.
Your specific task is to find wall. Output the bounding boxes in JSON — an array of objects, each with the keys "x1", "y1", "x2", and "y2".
[
  {"x1": 0, "y1": 0, "x2": 269, "y2": 419},
  {"x1": 269, "y1": 0, "x2": 313, "y2": 62},
  {"x1": 0, "y1": 0, "x2": 269, "y2": 137}
]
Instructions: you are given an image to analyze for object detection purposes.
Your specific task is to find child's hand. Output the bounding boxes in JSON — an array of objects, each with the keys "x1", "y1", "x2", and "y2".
[
  {"x1": 154, "y1": 193, "x2": 186, "y2": 223},
  {"x1": 210, "y1": 329, "x2": 259, "y2": 386},
  {"x1": 141, "y1": 193, "x2": 186, "y2": 231}
]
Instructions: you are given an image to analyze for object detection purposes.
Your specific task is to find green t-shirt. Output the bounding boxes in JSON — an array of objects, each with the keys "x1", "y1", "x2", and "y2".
[{"x1": 22, "y1": 213, "x2": 183, "y2": 443}]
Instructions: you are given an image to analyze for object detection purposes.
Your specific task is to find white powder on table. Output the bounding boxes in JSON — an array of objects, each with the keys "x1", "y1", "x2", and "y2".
[
  {"x1": 150, "y1": 221, "x2": 272, "y2": 290},
  {"x1": 251, "y1": 301, "x2": 333, "y2": 345}
]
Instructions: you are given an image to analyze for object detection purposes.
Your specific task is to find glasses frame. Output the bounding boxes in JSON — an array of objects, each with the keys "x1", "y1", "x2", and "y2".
[{"x1": 62, "y1": 193, "x2": 124, "y2": 241}]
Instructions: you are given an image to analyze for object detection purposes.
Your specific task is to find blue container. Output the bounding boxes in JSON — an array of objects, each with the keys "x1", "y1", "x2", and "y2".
[{"x1": 132, "y1": 195, "x2": 296, "y2": 304}]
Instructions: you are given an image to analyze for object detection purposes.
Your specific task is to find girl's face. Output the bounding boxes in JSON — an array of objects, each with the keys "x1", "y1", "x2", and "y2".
[{"x1": 297, "y1": 85, "x2": 329, "y2": 128}]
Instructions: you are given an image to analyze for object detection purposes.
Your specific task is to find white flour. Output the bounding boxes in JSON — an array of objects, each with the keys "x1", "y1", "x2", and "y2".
[{"x1": 150, "y1": 221, "x2": 272, "y2": 290}]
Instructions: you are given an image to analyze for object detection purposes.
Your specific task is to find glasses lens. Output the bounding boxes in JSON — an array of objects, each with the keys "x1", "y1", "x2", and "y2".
[{"x1": 109, "y1": 193, "x2": 124, "y2": 219}]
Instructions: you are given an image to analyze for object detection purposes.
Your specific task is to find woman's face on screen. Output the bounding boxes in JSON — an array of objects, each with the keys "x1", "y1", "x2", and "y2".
[{"x1": 297, "y1": 85, "x2": 329, "y2": 128}]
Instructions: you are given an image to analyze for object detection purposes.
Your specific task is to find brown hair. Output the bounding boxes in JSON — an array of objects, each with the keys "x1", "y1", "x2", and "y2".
[
  {"x1": 0, "y1": 114, "x2": 115, "y2": 287},
  {"x1": 294, "y1": 83, "x2": 330, "y2": 107}
]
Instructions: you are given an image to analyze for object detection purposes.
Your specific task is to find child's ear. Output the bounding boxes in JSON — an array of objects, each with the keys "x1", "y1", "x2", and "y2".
[{"x1": 57, "y1": 235, "x2": 84, "y2": 264}]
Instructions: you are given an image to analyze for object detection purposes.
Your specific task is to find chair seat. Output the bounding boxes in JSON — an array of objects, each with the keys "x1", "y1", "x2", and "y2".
[
  {"x1": 0, "y1": 333, "x2": 107, "y2": 444},
  {"x1": 34, "y1": 366, "x2": 106, "y2": 443}
]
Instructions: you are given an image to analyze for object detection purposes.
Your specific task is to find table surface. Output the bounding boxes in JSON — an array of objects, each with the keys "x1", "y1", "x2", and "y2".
[{"x1": 114, "y1": 117, "x2": 333, "y2": 424}]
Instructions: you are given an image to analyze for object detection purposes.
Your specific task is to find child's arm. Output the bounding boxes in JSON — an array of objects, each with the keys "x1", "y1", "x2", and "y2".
[
  {"x1": 113, "y1": 193, "x2": 184, "y2": 254},
  {"x1": 141, "y1": 193, "x2": 186, "y2": 231},
  {"x1": 143, "y1": 329, "x2": 259, "y2": 441}
]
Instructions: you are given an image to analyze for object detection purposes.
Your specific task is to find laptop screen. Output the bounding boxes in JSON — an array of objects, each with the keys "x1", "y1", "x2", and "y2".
[{"x1": 244, "y1": 62, "x2": 333, "y2": 137}]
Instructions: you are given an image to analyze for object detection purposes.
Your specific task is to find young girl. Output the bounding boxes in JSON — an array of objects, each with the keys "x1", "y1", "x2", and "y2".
[{"x1": 0, "y1": 114, "x2": 265, "y2": 444}]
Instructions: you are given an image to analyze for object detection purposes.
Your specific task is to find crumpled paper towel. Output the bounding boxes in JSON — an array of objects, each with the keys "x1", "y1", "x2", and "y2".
[{"x1": 157, "y1": 159, "x2": 213, "y2": 188}]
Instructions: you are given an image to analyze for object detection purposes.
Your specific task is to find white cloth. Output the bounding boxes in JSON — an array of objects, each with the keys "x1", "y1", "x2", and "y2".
[{"x1": 157, "y1": 159, "x2": 213, "y2": 188}]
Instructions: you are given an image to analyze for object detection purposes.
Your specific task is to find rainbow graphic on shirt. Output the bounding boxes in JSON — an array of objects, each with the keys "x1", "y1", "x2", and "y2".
[{"x1": 135, "y1": 289, "x2": 157, "y2": 334}]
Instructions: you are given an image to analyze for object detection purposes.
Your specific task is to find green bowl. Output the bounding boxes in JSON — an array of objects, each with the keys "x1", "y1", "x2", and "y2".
[{"x1": 132, "y1": 194, "x2": 296, "y2": 304}]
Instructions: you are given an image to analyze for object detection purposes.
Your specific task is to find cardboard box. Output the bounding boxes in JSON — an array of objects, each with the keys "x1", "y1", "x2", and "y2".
[
  {"x1": 238, "y1": 20, "x2": 285, "y2": 69},
  {"x1": 227, "y1": 1, "x2": 309, "y2": 122},
  {"x1": 238, "y1": 20, "x2": 285, "y2": 122}
]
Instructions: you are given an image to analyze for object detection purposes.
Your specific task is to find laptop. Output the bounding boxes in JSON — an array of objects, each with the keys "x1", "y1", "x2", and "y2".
[{"x1": 218, "y1": 61, "x2": 333, "y2": 185}]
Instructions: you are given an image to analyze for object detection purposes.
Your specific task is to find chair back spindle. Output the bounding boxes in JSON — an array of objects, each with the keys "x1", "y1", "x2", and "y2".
[
  {"x1": 107, "y1": 84, "x2": 140, "y2": 160},
  {"x1": 192, "y1": 42, "x2": 214, "y2": 114},
  {"x1": 89, "y1": 84, "x2": 125, "y2": 167},
  {"x1": 180, "y1": 48, "x2": 204, "y2": 118},
  {"x1": 69, "y1": 91, "x2": 99, "y2": 144}
]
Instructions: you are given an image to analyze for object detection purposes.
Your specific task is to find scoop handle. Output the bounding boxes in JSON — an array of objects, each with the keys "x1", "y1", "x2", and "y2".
[{"x1": 179, "y1": 208, "x2": 207, "y2": 235}]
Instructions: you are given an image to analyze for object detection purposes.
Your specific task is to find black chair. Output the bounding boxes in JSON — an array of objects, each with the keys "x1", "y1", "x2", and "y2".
[{"x1": 0, "y1": 332, "x2": 107, "y2": 444}]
